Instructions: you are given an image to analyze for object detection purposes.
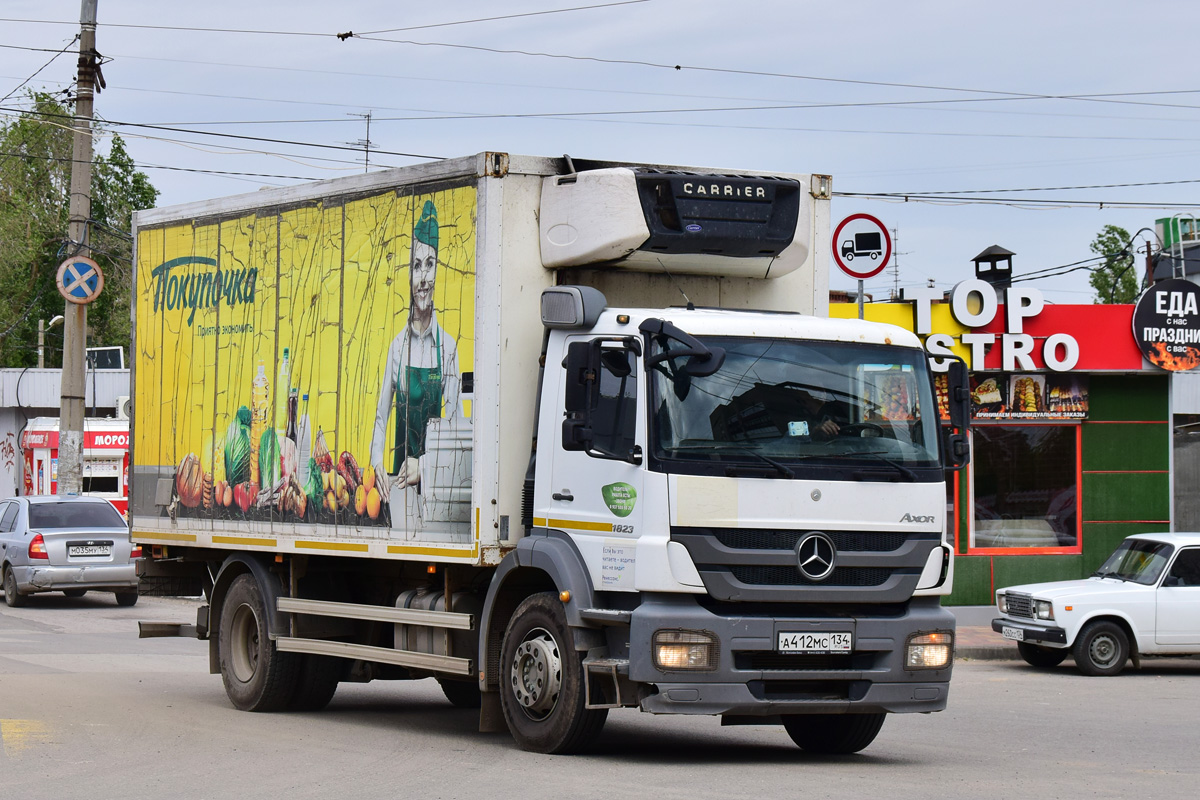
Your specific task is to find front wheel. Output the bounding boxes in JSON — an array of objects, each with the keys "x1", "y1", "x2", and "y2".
[
  {"x1": 783, "y1": 713, "x2": 886, "y2": 754},
  {"x1": 1018, "y1": 641, "x2": 1068, "y2": 668},
  {"x1": 3, "y1": 566, "x2": 28, "y2": 608},
  {"x1": 63, "y1": 589, "x2": 87, "y2": 598},
  {"x1": 499, "y1": 592, "x2": 607, "y2": 754},
  {"x1": 115, "y1": 590, "x2": 138, "y2": 607},
  {"x1": 1072, "y1": 620, "x2": 1128, "y2": 676},
  {"x1": 218, "y1": 573, "x2": 300, "y2": 711}
]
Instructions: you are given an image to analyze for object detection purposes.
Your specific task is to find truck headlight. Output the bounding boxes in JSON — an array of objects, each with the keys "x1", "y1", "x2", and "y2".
[
  {"x1": 1033, "y1": 600, "x2": 1054, "y2": 621},
  {"x1": 653, "y1": 629, "x2": 718, "y2": 671},
  {"x1": 997, "y1": 594, "x2": 1008, "y2": 614},
  {"x1": 906, "y1": 631, "x2": 953, "y2": 669}
]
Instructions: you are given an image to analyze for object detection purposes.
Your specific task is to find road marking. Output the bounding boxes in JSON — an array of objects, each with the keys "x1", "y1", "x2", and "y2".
[{"x1": 0, "y1": 719, "x2": 52, "y2": 756}]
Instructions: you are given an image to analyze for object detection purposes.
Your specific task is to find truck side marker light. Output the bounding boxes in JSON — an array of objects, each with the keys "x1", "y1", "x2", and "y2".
[
  {"x1": 275, "y1": 554, "x2": 284, "y2": 563},
  {"x1": 559, "y1": 590, "x2": 571, "y2": 603},
  {"x1": 427, "y1": 564, "x2": 437, "y2": 574}
]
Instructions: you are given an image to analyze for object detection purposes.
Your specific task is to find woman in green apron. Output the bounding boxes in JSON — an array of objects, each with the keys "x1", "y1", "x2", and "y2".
[{"x1": 370, "y1": 200, "x2": 461, "y2": 498}]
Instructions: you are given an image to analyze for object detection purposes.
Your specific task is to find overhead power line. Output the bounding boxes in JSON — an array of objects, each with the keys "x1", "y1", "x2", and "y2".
[{"x1": 0, "y1": 34, "x2": 78, "y2": 104}]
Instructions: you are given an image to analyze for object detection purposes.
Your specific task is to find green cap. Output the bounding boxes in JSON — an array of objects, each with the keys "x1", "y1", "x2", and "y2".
[{"x1": 413, "y1": 199, "x2": 439, "y2": 251}]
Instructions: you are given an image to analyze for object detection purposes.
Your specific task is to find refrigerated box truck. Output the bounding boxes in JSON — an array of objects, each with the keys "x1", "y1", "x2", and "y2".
[{"x1": 132, "y1": 153, "x2": 969, "y2": 754}]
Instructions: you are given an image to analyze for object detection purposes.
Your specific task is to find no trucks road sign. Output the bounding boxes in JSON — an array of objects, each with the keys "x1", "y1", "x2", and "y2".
[{"x1": 832, "y1": 214, "x2": 892, "y2": 280}]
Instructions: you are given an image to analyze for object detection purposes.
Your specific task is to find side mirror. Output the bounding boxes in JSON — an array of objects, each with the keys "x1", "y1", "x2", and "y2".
[{"x1": 944, "y1": 360, "x2": 971, "y2": 470}]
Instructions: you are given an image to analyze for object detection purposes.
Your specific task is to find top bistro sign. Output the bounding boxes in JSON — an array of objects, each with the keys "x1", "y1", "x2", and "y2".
[{"x1": 904, "y1": 280, "x2": 1081, "y2": 373}]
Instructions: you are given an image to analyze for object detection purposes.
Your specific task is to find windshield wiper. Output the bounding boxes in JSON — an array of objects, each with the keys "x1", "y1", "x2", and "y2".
[
  {"x1": 850, "y1": 451, "x2": 917, "y2": 482},
  {"x1": 666, "y1": 444, "x2": 795, "y2": 478}
]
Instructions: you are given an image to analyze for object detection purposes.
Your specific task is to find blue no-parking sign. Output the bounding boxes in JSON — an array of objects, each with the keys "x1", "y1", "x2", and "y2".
[{"x1": 56, "y1": 256, "x2": 105, "y2": 305}]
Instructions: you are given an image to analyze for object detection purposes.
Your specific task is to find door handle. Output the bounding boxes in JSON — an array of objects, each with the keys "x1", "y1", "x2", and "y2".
[{"x1": 552, "y1": 491, "x2": 574, "y2": 502}]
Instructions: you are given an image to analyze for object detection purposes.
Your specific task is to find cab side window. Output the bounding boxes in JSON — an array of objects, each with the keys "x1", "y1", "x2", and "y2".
[{"x1": 1165, "y1": 549, "x2": 1200, "y2": 587}]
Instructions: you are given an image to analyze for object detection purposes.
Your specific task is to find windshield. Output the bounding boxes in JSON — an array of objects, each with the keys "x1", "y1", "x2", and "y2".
[
  {"x1": 29, "y1": 501, "x2": 126, "y2": 529},
  {"x1": 648, "y1": 335, "x2": 941, "y2": 478},
  {"x1": 1093, "y1": 539, "x2": 1174, "y2": 585}
]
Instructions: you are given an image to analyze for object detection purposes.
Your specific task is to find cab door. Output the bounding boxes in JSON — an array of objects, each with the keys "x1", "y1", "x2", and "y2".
[
  {"x1": 1156, "y1": 547, "x2": 1200, "y2": 646},
  {"x1": 547, "y1": 336, "x2": 645, "y2": 592}
]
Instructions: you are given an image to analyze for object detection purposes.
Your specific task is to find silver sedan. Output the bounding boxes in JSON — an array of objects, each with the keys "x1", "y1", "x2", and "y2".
[{"x1": 1, "y1": 495, "x2": 139, "y2": 607}]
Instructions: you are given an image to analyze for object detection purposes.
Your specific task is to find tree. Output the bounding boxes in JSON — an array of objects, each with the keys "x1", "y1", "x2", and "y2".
[
  {"x1": 1088, "y1": 224, "x2": 1139, "y2": 304},
  {"x1": 0, "y1": 91, "x2": 158, "y2": 368}
]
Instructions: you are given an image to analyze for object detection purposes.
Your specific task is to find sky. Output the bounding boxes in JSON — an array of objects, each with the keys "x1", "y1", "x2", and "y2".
[{"x1": 2, "y1": 0, "x2": 1199, "y2": 305}]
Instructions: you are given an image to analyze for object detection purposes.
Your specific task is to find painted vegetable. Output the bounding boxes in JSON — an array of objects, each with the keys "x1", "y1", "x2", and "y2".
[
  {"x1": 303, "y1": 458, "x2": 323, "y2": 511},
  {"x1": 313, "y1": 428, "x2": 333, "y2": 472},
  {"x1": 176, "y1": 453, "x2": 204, "y2": 508},
  {"x1": 337, "y1": 451, "x2": 361, "y2": 492},
  {"x1": 259, "y1": 429, "x2": 281, "y2": 490},
  {"x1": 224, "y1": 413, "x2": 252, "y2": 487},
  {"x1": 233, "y1": 481, "x2": 258, "y2": 513}
]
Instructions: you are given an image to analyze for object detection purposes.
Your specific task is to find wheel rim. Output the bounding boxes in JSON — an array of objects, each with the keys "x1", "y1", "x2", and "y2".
[
  {"x1": 509, "y1": 627, "x2": 562, "y2": 720},
  {"x1": 229, "y1": 603, "x2": 260, "y2": 683},
  {"x1": 1088, "y1": 633, "x2": 1119, "y2": 668},
  {"x1": 4, "y1": 570, "x2": 14, "y2": 601}
]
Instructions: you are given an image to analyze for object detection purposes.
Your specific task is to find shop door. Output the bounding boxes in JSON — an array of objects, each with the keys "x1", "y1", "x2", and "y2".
[
  {"x1": 33, "y1": 448, "x2": 52, "y2": 494},
  {"x1": 1156, "y1": 548, "x2": 1200, "y2": 646}
]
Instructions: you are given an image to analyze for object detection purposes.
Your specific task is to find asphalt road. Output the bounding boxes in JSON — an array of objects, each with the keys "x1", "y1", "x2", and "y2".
[{"x1": 2, "y1": 595, "x2": 1198, "y2": 800}]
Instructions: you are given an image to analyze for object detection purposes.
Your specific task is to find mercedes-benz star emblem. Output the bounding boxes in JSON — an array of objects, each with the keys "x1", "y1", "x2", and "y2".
[{"x1": 795, "y1": 532, "x2": 837, "y2": 582}]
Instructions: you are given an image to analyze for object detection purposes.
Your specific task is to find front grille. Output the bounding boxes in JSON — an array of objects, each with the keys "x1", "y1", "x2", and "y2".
[
  {"x1": 735, "y1": 652, "x2": 855, "y2": 671},
  {"x1": 748, "y1": 680, "x2": 859, "y2": 701},
  {"x1": 1005, "y1": 593, "x2": 1033, "y2": 619},
  {"x1": 711, "y1": 529, "x2": 917, "y2": 552},
  {"x1": 728, "y1": 565, "x2": 894, "y2": 587}
]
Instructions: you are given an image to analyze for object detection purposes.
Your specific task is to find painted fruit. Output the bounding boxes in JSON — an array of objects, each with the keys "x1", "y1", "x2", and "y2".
[
  {"x1": 354, "y1": 485, "x2": 367, "y2": 516},
  {"x1": 362, "y1": 465, "x2": 375, "y2": 494},
  {"x1": 176, "y1": 453, "x2": 204, "y2": 508},
  {"x1": 366, "y1": 487, "x2": 381, "y2": 520}
]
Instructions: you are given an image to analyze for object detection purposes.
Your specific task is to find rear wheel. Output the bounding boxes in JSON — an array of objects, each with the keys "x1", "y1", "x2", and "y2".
[
  {"x1": 1072, "y1": 620, "x2": 1128, "y2": 677},
  {"x1": 499, "y1": 592, "x2": 607, "y2": 754},
  {"x1": 783, "y1": 713, "x2": 886, "y2": 754},
  {"x1": 63, "y1": 589, "x2": 87, "y2": 598},
  {"x1": 115, "y1": 590, "x2": 138, "y2": 607},
  {"x1": 439, "y1": 677, "x2": 483, "y2": 709},
  {"x1": 3, "y1": 566, "x2": 28, "y2": 608},
  {"x1": 218, "y1": 573, "x2": 300, "y2": 711},
  {"x1": 1018, "y1": 641, "x2": 1068, "y2": 668}
]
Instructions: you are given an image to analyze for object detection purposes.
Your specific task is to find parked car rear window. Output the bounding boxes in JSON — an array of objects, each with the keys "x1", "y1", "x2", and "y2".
[{"x1": 28, "y1": 501, "x2": 126, "y2": 529}]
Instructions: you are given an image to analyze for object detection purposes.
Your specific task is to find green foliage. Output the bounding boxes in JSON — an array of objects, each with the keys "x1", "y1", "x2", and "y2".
[
  {"x1": 0, "y1": 90, "x2": 158, "y2": 367},
  {"x1": 1088, "y1": 224, "x2": 1139, "y2": 304}
]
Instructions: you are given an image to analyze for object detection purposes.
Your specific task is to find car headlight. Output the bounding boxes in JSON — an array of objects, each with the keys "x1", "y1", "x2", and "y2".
[
  {"x1": 906, "y1": 631, "x2": 953, "y2": 669},
  {"x1": 997, "y1": 593, "x2": 1008, "y2": 614},
  {"x1": 652, "y1": 629, "x2": 718, "y2": 671},
  {"x1": 1033, "y1": 600, "x2": 1054, "y2": 621}
]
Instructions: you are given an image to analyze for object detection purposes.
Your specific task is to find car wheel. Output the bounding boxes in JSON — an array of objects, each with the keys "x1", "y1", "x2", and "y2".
[
  {"x1": 63, "y1": 589, "x2": 87, "y2": 598},
  {"x1": 115, "y1": 590, "x2": 139, "y2": 607},
  {"x1": 499, "y1": 592, "x2": 607, "y2": 754},
  {"x1": 782, "y1": 713, "x2": 886, "y2": 754},
  {"x1": 218, "y1": 573, "x2": 300, "y2": 711},
  {"x1": 439, "y1": 677, "x2": 483, "y2": 709},
  {"x1": 3, "y1": 566, "x2": 28, "y2": 608},
  {"x1": 1017, "y1": 641, "x2": 1068, "y2": 668},
  {"x1": 1071, "y1": 620, "x2": 1128, "y2": 676},
  {"x1": 288, "y1": 654, "x2": 341, "y2": 712}
]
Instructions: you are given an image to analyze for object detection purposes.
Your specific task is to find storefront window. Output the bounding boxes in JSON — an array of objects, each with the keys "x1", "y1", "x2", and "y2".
[{"x1": 970, "y1": 425, "x2": 1079, "y2": 551}]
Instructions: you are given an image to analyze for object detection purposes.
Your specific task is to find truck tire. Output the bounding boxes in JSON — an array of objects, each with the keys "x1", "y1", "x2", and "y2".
[
  {"x1": 1017, "y1": 641, "x2": 1068, "y2": 668},
  {"x1": 782, "y1": 713, "x2": 886, "y2": 754},
  {"x1": 3, "y1": 566, "x2": 28, "y2": 608},
  {"x1": 439, "y1": 678, "x2": 483, "y2": 709},
  {"x1": 289, "y1": 655, "x2": 340, "y2": 712},
  {"x1": 219, "y1": 573, "x2": 300, "y2": 711},
  {"x1": 1071, "y1": 620, "x2": 1128, "y2": 677},
  {"x1": 499, "y1": 592, "x2": 607, "y2": 754}
]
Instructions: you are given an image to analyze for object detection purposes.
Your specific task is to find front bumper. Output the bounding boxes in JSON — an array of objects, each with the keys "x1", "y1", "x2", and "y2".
[
  {"x1": 991, "y1": 618, "x2": 1067, "y2": 646},
  {"x1": 15, "y1": 563, "x2": 138, "y2": 593},
  {"x1": 628, "y1": 595, "x2": 954, "y2": 717}
]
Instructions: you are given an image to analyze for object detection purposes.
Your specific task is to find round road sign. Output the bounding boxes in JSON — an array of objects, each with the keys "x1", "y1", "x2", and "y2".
[
  {"x1": 832, "y1": 213, "x2": 891, "y2": 280},
  {"x1": 56, "y1": 256, "x2": 104, "y2": 305}
]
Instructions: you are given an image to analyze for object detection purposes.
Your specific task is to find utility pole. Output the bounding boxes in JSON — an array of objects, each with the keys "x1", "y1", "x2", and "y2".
[{"x1": 58, "y1": 0, "x2": 99, "y2": 496}]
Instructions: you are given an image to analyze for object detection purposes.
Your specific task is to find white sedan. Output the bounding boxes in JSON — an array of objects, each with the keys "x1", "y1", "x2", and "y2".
[{"x1": 993, "y1": 532, "x2": 1200, "y2": 676}]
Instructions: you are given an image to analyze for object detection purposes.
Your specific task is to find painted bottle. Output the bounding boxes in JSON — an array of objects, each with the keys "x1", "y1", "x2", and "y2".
[
  {"x1": 297, "y1": 393, "x2": 312, "y2": 485},
  {"x1": 250, "y1": 361, "x2": 269, "y2": 484},
  {"x1": 275, "y1": 347, "x2": 291, "y2": 435}
]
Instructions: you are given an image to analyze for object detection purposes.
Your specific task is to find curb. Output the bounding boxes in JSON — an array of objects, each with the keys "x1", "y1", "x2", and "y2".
[{"x1": 955, "y1": 645, "x2": 1021, "y2": 661}]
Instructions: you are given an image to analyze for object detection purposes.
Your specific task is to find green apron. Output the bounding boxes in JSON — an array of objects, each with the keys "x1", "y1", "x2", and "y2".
[{"x1": 394, "y1": 327, "x2": 442, "y2": 473}]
